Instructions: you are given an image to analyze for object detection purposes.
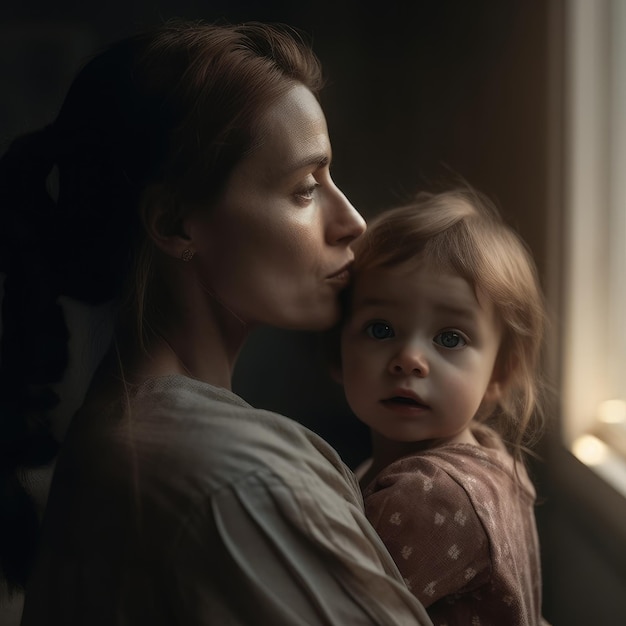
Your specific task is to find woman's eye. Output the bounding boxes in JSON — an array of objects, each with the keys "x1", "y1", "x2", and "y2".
[
  {"x1": 434, "y1": 330, "x2": 466, "y2": 349},
  {"x1": 365, "y1": 322, "x2": 395, "y2": 340},
  {"x1": 295, "y1": 183, "x2": 320, "y2": 203}
]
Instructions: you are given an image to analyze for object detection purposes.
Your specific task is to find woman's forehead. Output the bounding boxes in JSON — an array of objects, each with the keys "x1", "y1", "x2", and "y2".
[{"x1": 247, "y1": 84, "x2": 331, "y2": 178}]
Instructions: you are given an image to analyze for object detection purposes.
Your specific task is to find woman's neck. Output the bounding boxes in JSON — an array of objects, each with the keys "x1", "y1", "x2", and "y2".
[
  {"x1": 111, "y1": 284, "x2": 251, "y2": 391},
  {"x1": 132, "y1": 259, "x2": 252, "y2": 390},
  {"x1": 139, "y1": 322, "x2": 240, "y2": 390}
]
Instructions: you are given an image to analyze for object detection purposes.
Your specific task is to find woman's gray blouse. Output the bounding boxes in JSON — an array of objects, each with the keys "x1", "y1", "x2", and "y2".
[{"x1": 21, "y1": 375, "x2": 432, "y2": 625}]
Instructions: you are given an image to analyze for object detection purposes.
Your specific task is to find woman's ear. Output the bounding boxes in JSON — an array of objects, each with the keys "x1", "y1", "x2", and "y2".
[
  {"x1": 330, "y1": 363, "x2": 343, "y2": 385},
  {"x1": 140, "y1": 185, "x2": 193, "y2": 260}
]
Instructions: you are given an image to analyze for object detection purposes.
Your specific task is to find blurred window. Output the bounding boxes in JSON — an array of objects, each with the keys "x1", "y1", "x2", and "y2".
[{"x1": 563, "y1": 0, "x2": 626, "y2": 496}]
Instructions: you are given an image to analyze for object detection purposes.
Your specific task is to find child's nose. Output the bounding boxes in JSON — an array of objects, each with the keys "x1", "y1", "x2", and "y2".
[{"x1": 388, "y1": 344, "x2": 430, "y2": 377}]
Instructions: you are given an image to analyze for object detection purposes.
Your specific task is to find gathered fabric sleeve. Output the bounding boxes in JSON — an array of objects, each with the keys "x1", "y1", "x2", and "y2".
[
  {"x1": 162, "y1": 467, "x2": 433, "y2": 626},
  {"x1": 21, "y1": 464, "x2": 433, "y2": 626},
  {"x1": 363, "y1": 459, "x2": 491, "y2": 608},
  {"x1": 20, "y1": 377, "x2": 434, "y2": 626}
]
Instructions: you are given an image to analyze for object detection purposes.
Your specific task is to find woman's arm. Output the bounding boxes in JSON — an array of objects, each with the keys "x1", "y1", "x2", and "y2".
[{"x1": 167, "y1": 468, "x2": 434, "y2": 625}]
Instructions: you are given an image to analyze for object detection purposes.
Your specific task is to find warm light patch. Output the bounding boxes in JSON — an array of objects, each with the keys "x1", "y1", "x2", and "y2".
[
  {"x1": 572, "y1": 435, "x2": 610, "y2": 466},
  {"x1": 597, "y1": 399, "x2": 626, "y2": 424}
]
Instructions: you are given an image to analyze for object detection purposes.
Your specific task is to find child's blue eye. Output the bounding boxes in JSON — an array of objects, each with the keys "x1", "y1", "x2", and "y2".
[
  {"x1": 434, "y1": 331, "x2": 466, "y2": 349},
  {"x1": 366, "y1": 322, "x2": 395, "y2": 340}
]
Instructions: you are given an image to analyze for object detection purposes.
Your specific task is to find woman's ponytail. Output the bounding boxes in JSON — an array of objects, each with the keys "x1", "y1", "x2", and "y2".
[{"x1": 0, "y1": 126, "x2": 66, "y2": 592}]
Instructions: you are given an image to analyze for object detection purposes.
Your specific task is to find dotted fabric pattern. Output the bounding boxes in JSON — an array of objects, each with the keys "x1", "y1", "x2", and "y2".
[{"x1": 363, "y1": 426, "x2": 545, "y2": 626}]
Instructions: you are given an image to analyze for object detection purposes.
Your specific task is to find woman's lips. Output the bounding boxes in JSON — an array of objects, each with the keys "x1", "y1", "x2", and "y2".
[{"x1": 326, "y1": 262, "x2": 353, "y2": 285}]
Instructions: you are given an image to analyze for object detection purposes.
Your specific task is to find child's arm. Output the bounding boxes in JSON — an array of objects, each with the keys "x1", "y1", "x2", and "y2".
[{"x1": 363, "y1": 458, "x2": 491, "y2": 607}]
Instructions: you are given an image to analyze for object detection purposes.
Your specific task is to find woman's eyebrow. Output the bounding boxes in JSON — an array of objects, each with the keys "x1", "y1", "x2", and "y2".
[{"x1": 285, "y1": 153, "x2": 330, "y2": 174}]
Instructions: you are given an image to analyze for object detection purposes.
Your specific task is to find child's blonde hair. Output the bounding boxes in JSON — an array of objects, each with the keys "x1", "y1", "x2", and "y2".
[{"x1": 349, "y1": 187, "x2": 546, "y2": 460}]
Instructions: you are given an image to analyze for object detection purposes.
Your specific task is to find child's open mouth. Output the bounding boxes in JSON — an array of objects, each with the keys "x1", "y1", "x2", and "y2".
[{"x1": 382, "y1": 396, "x2": 429, "y2": 410}]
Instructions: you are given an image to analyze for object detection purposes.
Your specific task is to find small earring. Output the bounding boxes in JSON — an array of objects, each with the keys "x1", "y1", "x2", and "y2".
[{"x1": 181, "y1": 249, "x2": 195, "y2": 262}]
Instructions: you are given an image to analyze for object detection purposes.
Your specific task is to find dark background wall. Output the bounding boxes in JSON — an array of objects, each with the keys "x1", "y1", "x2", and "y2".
[{"x1": 2, "y1": 1, "x2": 625, "y2": 624}]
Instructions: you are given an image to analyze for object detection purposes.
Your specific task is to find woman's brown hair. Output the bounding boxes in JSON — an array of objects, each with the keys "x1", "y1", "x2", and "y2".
[{"x1": 0, "y1": 19, "x2": 323, "y2": 591}]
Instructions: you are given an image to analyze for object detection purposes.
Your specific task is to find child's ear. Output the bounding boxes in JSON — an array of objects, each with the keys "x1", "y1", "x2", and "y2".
[
  {"x1": 485, "y1": 351, "x2": 515, "y2": 405},
  {"x1": 484, "y1": 379, "x2": 502, "y2": 405},
  {"x1": 140, "y1": 185, "x2": 193, "y2": 259}
]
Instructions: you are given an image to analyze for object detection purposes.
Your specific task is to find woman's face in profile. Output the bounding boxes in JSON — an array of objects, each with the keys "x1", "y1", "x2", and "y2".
[{"x1": 184, "y1": 83, "x2": 366, "y2": 331}]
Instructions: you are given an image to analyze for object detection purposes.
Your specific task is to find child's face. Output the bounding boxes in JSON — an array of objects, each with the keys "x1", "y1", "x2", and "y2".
[{"x1": 340, "y1": 261, "x2": 502, "y2": 445}]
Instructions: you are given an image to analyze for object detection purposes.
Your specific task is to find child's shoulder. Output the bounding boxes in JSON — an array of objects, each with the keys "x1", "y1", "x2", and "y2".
[{"x1": 363, "y1": 427, "x2": 534, "y2": 501}]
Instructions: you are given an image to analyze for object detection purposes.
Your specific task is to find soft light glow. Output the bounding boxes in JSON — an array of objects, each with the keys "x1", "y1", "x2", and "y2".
[
  {"x1": 597, "y1": 399, "x2": 626, "y2": 423},
  {"x1": 572, "y1": 434, "x2": 610, "y2": 466}
]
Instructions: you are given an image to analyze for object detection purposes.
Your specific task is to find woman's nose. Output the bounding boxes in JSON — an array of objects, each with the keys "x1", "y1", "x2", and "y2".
[
  {"x1": 388, "y1": 344, "x2": 430, "y2": 377},
  {"x1": 325, "y1": 182, "x2": 366, "y2": 245}
]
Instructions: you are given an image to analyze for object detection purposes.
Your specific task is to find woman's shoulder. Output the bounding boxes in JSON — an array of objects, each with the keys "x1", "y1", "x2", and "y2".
[
  {"x1": 53, "y1": 374, "x2": 363, "y2": 542},
  {"x1": 128, "y1": 374, "x2": 333, "y2": 456},
  {"x1": 120, "y1": 374, "x2": 360, "y2": 500}
]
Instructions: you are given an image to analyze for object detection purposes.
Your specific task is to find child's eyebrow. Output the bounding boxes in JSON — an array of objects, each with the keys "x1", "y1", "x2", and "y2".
[
  {"x1": 353, "y1": 296, "x2": 395, "y2": 309},
  {"x1": 435, "y1": 302, "x2": 475, "y2": 314},
  {"x1": 355, "y1": 296, "x2": 478, "y2": 313},
  {"x1": 433, "y1": 302, "x2": 481, "y2": 320},
  {"x1": 358, "y1": 296, "x2": 393, "y2": 306}
]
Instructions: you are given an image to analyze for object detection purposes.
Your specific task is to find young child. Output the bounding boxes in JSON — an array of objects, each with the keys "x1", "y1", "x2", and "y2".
[{"x1": 337, "y1": 187, "x2": 548, "y2": 625}]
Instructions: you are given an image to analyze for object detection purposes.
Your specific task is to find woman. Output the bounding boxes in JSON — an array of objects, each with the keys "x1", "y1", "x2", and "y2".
[{"x1": 0, "y1": 20, "x2": 432, "y2": 625}]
